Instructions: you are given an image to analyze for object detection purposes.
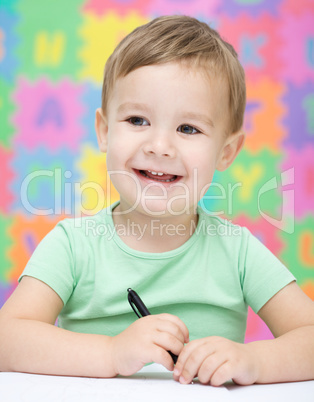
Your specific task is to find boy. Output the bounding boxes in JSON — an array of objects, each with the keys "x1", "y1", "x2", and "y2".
[{"x1": 0, "y1": 15, "x2": 313, "y2": 386}]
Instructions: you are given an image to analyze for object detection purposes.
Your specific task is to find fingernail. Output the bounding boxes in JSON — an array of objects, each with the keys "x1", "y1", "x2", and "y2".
[
  {"x1": 173, "y1": 368, "x2": 180, "y2": 376},
  {"x1": 179, "y1": 375, "x2": 187, "y2": 384}
]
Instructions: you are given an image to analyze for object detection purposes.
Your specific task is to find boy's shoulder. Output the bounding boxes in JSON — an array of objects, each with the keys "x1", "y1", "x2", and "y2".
[
  {"x1": 54, "y1": 205, "x2": 113, "y2": 239},
  {"x1": 197, "y1": 206, "x2": 247, "y2": 239}
]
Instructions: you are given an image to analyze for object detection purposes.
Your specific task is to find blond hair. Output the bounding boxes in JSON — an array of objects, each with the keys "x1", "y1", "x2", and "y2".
[{"x1": 102, "y1": 15, "x2": 246, "y2": 134}]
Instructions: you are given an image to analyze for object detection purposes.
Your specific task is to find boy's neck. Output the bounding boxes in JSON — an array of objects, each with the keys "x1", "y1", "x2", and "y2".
[{"x1": 111, "y1": 203, "x2": 199, "y2": 253}]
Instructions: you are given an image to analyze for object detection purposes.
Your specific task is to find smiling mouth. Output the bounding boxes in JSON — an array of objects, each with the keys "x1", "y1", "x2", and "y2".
[{"x1": 138, "y1": 169, "x2": 179, "y2": 182}]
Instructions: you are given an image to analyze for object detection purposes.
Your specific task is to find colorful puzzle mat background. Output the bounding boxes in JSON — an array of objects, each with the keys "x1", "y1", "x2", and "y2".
[{"x1": 0, "y1": 0, "x2": 313, "y2": 342}]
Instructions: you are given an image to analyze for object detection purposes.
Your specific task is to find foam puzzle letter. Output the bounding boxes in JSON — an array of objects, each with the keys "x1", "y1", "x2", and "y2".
[
  {"x1": 300, "y1": 231, "x2": 314, "y2": 268},
  {"x1": 232, "y1": 163, "x2": 264, "y2": 202},
  {"x1": 241, "y1": 34, "x2": 266, "y2": 67},
  {"x1": 306, "y1": 37, "x2": 314, "y2": 67},
  {"x1": 302, "y1": 94, "x2": 314, "y2": 134},
  {"x1": 0, "y1": 29, "x2": 5, "y2": 62},
  {"x1": 36, "y1": 97, "x2": 64, "y2": 128},
  {"x1": 34, "y1": 31, "x2": 65, "y2": 66}
]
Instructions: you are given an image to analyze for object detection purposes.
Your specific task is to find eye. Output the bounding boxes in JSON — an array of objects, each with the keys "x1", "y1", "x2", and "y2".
[
  {"x1": 127, "y1": 116, "x2": 149, "y2": 126},
  {"x1": 177, "y1": 124, "x2": 200, "y2": 135}
]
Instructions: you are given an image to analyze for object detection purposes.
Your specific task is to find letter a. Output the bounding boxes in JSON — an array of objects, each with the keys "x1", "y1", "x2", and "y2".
[{"x1": 36, "y1": 98, "x2": 64, "y2": 127}]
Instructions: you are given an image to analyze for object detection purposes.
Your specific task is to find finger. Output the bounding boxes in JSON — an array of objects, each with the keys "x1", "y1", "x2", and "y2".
[
  {"x1": 173, "y1": 339, "x2": 207, "y2": 379},
  {"x1": 155, "y1": 319, "x2": 186, "y2": 344},
  {"x1": 209, "y1": 360, "x2": 233, "y2": 387},
  {"x1": 157, "y1": 314, "x2": 190, "y2": 343},
  {"x1": 153, "y1": 331, "x2": 184, "y2": 357},
  {"x1": 197, "y1": 354, "x2": 229, "y2": 385},
  {"x1": 150, "y1": 344, "x2": 175, "y2": 372},
  {"x1": 177, "y1": 343, "x2": 213, "y2": 384}
]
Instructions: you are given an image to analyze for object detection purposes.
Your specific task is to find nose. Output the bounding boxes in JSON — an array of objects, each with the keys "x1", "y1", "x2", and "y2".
[{"x1": 142, "y1": 131, "x2": 176, "y2": 158}]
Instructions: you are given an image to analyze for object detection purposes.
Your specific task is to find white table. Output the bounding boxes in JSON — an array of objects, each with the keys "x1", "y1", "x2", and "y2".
[{"x1": 1, "y1": 364, "x2": 313, "y2": 402}]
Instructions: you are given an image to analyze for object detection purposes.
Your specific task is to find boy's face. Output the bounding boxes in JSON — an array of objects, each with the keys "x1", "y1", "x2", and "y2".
[{"x1": 96, "y1": 62, "x2": 244, "y2": 219}]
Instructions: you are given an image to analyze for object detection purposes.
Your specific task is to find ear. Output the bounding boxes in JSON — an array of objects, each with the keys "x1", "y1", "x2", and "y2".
[
  {"x1": 216, "y1": 130, "x2": 246, "y2": 171},
  {"x1": 95, "y1": 107, "x2": 108, "y2": 153}
]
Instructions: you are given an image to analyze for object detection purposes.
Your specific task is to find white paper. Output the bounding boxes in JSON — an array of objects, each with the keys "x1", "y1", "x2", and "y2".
[
  {"x1": 226, "y1": 380, "x2": 314, "y2": 402},
  {"x1": 0, "y1": 364, "x2": 231, "y2": 402},
  {"x1": 1, "y1": 364, "x2": 313, "y2": 402}
]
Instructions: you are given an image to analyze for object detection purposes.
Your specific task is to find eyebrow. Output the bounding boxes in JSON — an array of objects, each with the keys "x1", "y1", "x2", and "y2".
[
  {"x1": 181, "y1": 112, "x2": 215, "y2": 128},
  {"x1": 117, "y1": 102, "x2": 151, "y2": 114}
]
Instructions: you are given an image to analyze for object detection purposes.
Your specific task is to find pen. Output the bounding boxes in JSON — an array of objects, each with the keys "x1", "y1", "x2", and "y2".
[{"x1": 127, "y1": 288, "x2": 178, "y2": 364}]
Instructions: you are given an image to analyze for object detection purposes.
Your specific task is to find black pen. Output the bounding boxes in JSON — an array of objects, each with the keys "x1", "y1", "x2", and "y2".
[{"x1": 127, "y1": 288, "x2": 178, "y2": 364}]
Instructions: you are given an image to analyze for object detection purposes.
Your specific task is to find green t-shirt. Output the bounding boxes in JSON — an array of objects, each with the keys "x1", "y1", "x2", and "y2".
[{"x1": 20, "y1": 202, "x2": 295, "y2": 343}]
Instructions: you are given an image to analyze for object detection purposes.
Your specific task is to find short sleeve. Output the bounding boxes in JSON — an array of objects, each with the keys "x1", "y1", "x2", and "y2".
[
  {"x1": 241, "y1": 228, "x2": 295, "y2": 313},
  {"x1": 19, "y1": 220, "x2": 75, "y2": 305}
]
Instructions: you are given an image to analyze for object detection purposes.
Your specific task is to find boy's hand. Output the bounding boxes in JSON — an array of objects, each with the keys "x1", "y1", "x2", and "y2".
[
  {"x1": 110, "y1": 314, "x2": 189, "y2": 376},
  {"x1": 173, "y1": 336, "x2": 259, "y2": 386}
]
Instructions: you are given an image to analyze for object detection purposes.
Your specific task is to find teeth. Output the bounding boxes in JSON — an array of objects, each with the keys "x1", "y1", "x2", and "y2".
[
  {"x1": 148, "y1": 170, "x2": 164, "y2": 176},
  {"x1": 140, "y1": 170, "x2": 177, "y2": 182}
]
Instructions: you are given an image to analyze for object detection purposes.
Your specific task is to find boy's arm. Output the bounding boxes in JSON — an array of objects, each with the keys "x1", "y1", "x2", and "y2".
[
  {"x1": 0, "y1": 276, "x2": 189, "y2": 377},
  {"x1": 252, "y1": 281, "x2": 314, "y2": 383},
  {"x1": 0, "y1": 276, "x2": 116, "y2": 377},
  {"x1": 173, "y1": 282, "x2": 314, "y2": 385}
]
